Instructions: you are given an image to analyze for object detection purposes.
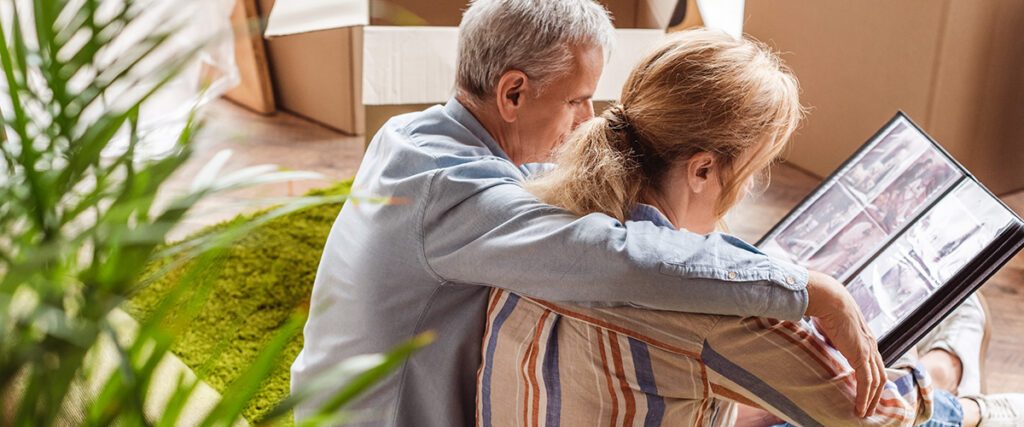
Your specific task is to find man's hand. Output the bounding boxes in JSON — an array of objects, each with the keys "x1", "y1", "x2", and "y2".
[{"x1": 804, "y1": 270, "x2": 886, "y2": 419}]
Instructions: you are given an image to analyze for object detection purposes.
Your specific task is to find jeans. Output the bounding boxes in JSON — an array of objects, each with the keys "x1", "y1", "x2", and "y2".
[
  {"x1": 920, "y1": 389, "x2": 964, "y2": 427},
  {"x1": 772, "y1": 389, "x2": 963, "y2": 426}
]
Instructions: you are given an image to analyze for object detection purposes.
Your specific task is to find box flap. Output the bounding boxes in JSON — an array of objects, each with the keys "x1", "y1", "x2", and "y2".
[
  {"x1": 370, "y1": 0, "x2": 467, "y2": 26},
  {"x1": 362, "y1": 27, "x2": 460, "y2": 105},
  {"x1": 265, "y1": 0, "x2": 368, "y2": 37},
  {"x1": 696, "y1": 0, "x2": 745, "y2": 38},
  {"x1": 596, "y1": 29, "x2": 666, "y2": 100},
  {"x1": 362, "y1": 27, "x2": 665, "y2": 105},
  {"x1": 640, "y1": 0, "x2": 683, "y2": 29}
]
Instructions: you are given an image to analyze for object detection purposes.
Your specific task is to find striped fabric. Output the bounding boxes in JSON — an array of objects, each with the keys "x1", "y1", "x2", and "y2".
[{"x1": 477, "y1": 289, "x2": 934, "y2": 427}]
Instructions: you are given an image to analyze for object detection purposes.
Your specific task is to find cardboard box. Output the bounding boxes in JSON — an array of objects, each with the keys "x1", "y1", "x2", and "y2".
[
  {"x1": 261, "y1": 0, "x2": 679, "y2": 136},
  {"x1": 744, "y1": 1, "x2": 1024, "y2": 195},
  {"x1": 223, "y1": 0, "x2": 276, "y2": 114}
]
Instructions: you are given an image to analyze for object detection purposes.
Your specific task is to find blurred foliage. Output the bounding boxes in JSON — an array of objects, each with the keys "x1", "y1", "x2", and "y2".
[{"x1": 0, "y1": 0, "x2": 426, "y2": 425}]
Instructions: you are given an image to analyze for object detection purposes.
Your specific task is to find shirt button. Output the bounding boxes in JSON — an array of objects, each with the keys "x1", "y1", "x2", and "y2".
[
  {"x1": 727, "y1": 271, "x2": 737, "y2": 280},
  {"x1": 786, "y1": 276, "x2": 797, "y2": 285}
]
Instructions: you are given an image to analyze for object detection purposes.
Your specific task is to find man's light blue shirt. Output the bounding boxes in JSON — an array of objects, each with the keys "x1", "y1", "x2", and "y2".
[{"x1": 291, "y1": 98, "x2": 809, "y2": 426}]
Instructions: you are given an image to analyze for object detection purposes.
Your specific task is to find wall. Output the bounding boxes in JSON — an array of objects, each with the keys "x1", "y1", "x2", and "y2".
[{"x1": 744, "y1": 1, "x2": 1024, "y2": 195}]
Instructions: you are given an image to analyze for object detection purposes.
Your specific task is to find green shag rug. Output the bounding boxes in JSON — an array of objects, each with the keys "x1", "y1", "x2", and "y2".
[{"x1": 124, "y1": 181, "x2": 351, "y2": 425}]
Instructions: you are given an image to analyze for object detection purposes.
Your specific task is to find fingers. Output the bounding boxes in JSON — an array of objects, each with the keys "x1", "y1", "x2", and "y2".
[
  {"x1": 806, "y1": 279, "x2": 890, "y2": 419},
  {"x1": 864, "y1": 324, "x2": 885, "y2": 418},
  {"x1": 870, "y1": 350, "x2": 886, "y2": 415},
  {"x1": 858, "y1": 337, "x2": 886, "y2": 418},
  {"x1": 862, "y1": 353, "x2": 880, "y2": 418},
  {"x1": 854, "y1": 356, "x2": 873, "y2": 417}
]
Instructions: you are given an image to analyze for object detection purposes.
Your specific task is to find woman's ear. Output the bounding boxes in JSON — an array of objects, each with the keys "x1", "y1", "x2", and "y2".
[
  {"x1": 495, "y1": 70, "x2": 529, "y2": 123},
  {"x1": 687, "y1": 152, "x2": 717, "y2": 193}
]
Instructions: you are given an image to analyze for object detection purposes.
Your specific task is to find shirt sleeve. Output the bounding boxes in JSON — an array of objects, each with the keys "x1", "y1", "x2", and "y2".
[
  {"x1": 702, "y1": 317, "x2": 934, "y2": 426},
  {"x1": 418, "y1": 157, "x2": 810, "y2": 321}
]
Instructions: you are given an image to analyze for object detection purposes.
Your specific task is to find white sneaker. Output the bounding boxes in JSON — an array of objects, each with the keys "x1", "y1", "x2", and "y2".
[
  {"x1": 914, "y1": 294, "x2": 991, "y2": 395},
  {"x1": 964, "y1": 393, "x2": 1024, "y2": 427}
]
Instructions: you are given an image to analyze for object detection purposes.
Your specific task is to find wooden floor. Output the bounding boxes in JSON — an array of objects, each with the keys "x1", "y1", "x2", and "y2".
[
  {"x1": 171, "y1": 99, "x2": 1024, "y2": 395},
  {"x1": 161, "y1": 100, "x2": 366, "y2": 240},
  {"x1": 975, "y1": 191, "x2": 1024, "y2": 394}
]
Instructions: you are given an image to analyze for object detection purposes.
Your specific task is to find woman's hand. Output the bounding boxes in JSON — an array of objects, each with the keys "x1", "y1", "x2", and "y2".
[{"x1": 804, "y1": 270, "x2": 886, "y2": 419}]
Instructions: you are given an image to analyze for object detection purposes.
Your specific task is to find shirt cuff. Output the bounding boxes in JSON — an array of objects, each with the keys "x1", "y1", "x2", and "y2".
[
  {"x1": 760, "y1": 259, "x2": 810, "y2": 321},
  {"x1": 769, "y1": 257, "x2": 809, "y2": 291}
]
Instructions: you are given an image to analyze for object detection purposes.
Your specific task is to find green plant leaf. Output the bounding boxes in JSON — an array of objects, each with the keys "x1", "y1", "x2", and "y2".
[
  {"x1": 289, "y1": 332, "x2": 436, "y2": 427},
  {"x1": 0, "y1": 0, "x2": 408, "y2": 424},
  {"x1": 198, "y1": 316, "x2": 306, "y2": 427}
]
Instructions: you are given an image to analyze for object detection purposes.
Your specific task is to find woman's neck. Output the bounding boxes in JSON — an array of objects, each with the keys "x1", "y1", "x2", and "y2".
[
  {"x1": 641, "y1": 189, "x2": 685, "y2": 230},
  {"x1": 641, "y1": 187, "x2": 717, "y2": 234}
]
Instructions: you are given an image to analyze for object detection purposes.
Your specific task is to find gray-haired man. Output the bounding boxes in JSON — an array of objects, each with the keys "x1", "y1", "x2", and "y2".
[{"x1": 291, "y1": 1, "x2": 884, "y2": 425}]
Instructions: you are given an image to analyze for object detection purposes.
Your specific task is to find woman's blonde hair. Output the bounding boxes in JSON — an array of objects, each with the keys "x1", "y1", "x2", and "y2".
[{"x1": 527, "y1": 29, "x2": 804, "y2": 223}]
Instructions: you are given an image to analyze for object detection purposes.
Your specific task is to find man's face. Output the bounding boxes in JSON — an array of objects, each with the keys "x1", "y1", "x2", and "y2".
[{"x1": 513, "y1": 45, "x2": 604, "y2": 164}]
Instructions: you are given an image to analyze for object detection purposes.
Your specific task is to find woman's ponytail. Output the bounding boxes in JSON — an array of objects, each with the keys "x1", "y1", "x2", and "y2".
[
  {"x1": 526, "y1": 106, "x2": 647, "y2": 222},
  {"x1": 527, "y1": 29, "x2": 803, "y2": 226}
]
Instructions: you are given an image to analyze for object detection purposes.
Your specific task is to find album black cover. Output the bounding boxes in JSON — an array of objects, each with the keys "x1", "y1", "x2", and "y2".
[{"x1": 757, "y1": 112, "x2": 1024, "y2": 365}]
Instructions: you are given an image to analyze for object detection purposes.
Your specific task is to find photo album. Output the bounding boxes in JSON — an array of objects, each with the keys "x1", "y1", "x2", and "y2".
[{"x1": 757, "y1": 113, "x2": 1024, "y2": 365}]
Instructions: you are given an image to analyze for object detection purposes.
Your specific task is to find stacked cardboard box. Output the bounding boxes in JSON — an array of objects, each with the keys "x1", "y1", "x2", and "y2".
[
  {"x1": 223, "y1": 0, "x2": 275, "y2": 114},
  {"x1": 260, "y1": 0, "x2": 680, "y2": 137},
  {"x1": 745, "y1": 1, "x2": 1024, "y2": 195}
]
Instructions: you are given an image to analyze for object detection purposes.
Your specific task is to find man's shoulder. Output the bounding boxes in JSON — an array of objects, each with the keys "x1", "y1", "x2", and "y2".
[
  {"x1": 380, "y1": 105, "x2": 497, "y2": 161},
  {"x1": 372, "y1": 107, "x2": 523, "y2": 183}
]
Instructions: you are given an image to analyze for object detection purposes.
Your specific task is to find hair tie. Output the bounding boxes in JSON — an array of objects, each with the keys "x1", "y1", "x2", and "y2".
[
  {"x1": 605, "y1": 104, "x2": 633, "y2": 134},
  {"x1": 603, "y1": 104, "x2": 666, "y2": 175}
]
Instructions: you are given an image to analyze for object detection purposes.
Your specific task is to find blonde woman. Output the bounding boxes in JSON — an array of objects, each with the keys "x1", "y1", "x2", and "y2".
[{"x1": 477, "y1": 30, "x2": 957, "y2": 426}]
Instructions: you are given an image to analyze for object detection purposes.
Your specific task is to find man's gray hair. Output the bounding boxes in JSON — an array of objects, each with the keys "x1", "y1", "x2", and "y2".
[{"x1": 456, "y1": 0, "x2": 615, "y2": 104}]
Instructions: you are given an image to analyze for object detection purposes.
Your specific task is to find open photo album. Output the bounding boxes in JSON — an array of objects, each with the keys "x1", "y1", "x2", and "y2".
[{"x1": 757, "y1": 112, "x2": 1024, "y2": 365}]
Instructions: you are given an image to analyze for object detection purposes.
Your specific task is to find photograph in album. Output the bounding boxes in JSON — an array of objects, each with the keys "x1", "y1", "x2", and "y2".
[{"x1": 757, "y1": 113, "x2": 1024, "y2": 364}]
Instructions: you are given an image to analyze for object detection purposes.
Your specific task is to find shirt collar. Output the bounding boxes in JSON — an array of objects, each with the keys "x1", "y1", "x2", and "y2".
[
  {"x1": 444, "y1": 97, "x2": 511, "y2": 162},
  {"x1": 443, "y1": 98, "x2": 671, "y2": 231},
  {"x1": 630, "y1": 203, "x2": 676, "y2": 229}
]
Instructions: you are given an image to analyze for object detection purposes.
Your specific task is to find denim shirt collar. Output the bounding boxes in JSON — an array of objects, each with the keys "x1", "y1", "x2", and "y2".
[
  {"x1": 445, "y1": 97, "x2": 672, "y2": 232},
  {"x1": 630, "y1": 203, "x2": 676, "y2": 229},
  {"x1": 444, "y1": 97, "x2": 512, "y2": 162}
]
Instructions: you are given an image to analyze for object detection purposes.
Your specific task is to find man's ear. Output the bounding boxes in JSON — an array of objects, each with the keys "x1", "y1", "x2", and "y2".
[
  {"x1": 687, "y1": 152, "x2": 716, "y2": 193},
  {"x1": 494, "y1": 70, "x2": 529, "y2": 123}
]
